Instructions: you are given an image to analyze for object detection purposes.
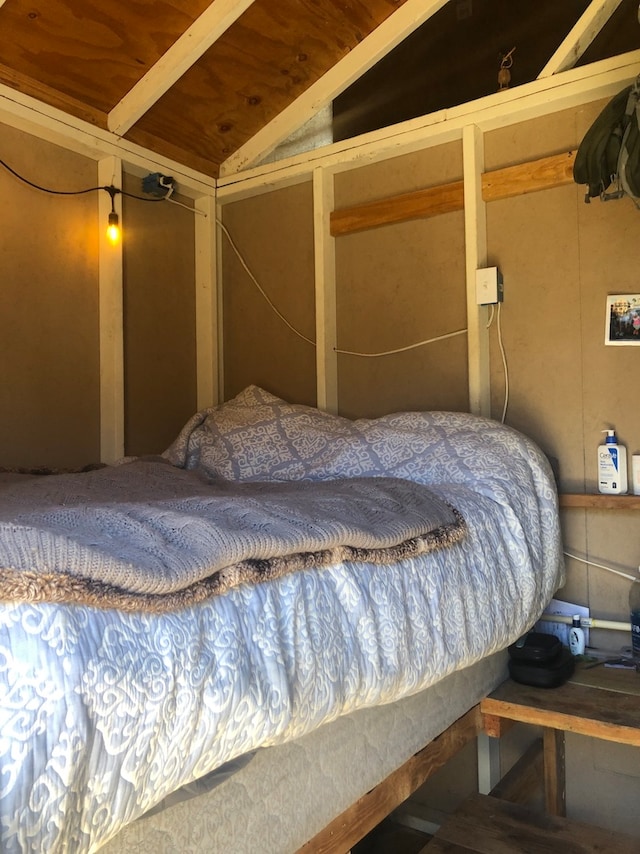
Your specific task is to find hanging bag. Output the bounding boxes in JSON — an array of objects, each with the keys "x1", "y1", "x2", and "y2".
[{"x1": 573, "y1": 75, "x2": 640, "y2": 206}]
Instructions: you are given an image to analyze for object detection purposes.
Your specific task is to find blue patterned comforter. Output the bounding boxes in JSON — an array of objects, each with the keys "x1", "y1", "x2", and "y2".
[{"x1": 0, "y1": 387, "x2": 564, "y2": 853}]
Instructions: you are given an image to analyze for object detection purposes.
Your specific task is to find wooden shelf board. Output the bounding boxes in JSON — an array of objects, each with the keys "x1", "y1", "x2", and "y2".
[
  {"x1": 559, "y1": 493, "x2": 640, "y2": 509},
  {"x1": 481, "y1": 675, "x2": 640, "y2": 746}
]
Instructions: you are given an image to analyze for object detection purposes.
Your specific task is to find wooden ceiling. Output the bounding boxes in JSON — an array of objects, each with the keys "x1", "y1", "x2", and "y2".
[{"x1": 0, "y1": 0, "x2": 638, "y2": 180}]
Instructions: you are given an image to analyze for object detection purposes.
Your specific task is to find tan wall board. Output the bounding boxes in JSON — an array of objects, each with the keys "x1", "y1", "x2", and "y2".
[
  {"x1": 485, "y1": 98, "x2": 639, "y2": 675},
  {"x1": 576, "y1": 193, "x2": 639, "y2": 479},
  {"x1": 566, "y1": 733, "x2": 640, "y2": 837},
  {"x1": 122, "y1": 174, "x2": 197, "y2": 456},
  {"x1": 584, "y1": 509, "x2": 639, "y2": 610},
  {"x1": 334, "y1": 140, "x2": 463, "y2": 208},
  {"x1": 336, "y1": 211, "x2": 468, "y2": 419},
  {"x1": 222, "y1": 181, "x2": 317, "y2": 405},
  {"x1": 484, "y1": 101, "x2": 605, "y2": 172},
  {"x1": 0, "y1": 122, "x2": 100, "y2": 468},
  {"x1": 558, "y1": 522, "x2": 589, "y2": 611},
  {"x1": 485, "y1": 184, "x2": 584, "y2": 489}
]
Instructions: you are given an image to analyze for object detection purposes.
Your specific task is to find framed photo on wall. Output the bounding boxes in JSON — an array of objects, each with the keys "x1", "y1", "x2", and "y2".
[{"x1": 605, "y1": 294, "x2": 640, "y2": 345}]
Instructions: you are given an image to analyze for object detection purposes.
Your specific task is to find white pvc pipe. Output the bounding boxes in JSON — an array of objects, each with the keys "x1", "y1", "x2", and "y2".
[{"x1": 539, "y1": 614, "x2": 630, "y2": 632}]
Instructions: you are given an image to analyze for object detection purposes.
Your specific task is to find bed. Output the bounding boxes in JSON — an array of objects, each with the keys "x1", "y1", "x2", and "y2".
[{"x1": 0, "y1": 385, "x2": 564, "y2": 853}]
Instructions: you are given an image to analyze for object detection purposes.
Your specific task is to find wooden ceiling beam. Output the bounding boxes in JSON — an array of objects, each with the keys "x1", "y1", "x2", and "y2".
[
  {"x1": 108, "y1": 0, "x2": 256, "y2": 136},
  {"x1": 539, "y1": 0, "x2": 624, "y2": 77},
  {"x1": 219, "y1": 0, "x2": 450, "y2": 177}
]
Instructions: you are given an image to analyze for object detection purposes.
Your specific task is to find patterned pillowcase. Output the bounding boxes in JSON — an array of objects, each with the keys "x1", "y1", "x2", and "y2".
[{"x1": 163, "y1": 386, "x2": 384, "y2": 481}]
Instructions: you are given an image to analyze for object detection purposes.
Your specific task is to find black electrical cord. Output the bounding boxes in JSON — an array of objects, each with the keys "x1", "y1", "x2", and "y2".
[{"x1": 0, "y1": 156, "x2": 167, "y2": 202}]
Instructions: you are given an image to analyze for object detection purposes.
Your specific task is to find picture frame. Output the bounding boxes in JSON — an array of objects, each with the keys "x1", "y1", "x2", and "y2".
[{"x1": 605, "y1": 294, "x2": 640, "y2": 345}]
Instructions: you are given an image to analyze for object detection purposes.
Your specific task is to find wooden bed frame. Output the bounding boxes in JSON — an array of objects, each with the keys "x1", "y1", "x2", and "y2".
[{"x1": 299, "y1": 706, "x2": 482, "y2": 853}]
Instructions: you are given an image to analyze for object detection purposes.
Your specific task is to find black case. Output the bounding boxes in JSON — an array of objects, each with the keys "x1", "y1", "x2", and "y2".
[
  {"x1": 508, "y1": 647, "x2": 575, "y2": 688},
  {"x1": 508, "y1": 632, "x2": 562, "y2": 663},
  {"x1": 507, "y1": 632, "x2": 574, "y2": 688}
]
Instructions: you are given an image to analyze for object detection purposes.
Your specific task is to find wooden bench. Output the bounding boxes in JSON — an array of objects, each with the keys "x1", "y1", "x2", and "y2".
[{"x1": 479, "y1": 663, "x2": 640, "y2": 815}]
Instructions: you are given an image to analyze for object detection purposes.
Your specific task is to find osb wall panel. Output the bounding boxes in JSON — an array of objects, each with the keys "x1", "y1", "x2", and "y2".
[
  {"x1": 334, "y1": 140, "x2": 463, "y2": 207},
  {"x1": 222, "y1": 182, "x2": 316, "y2": 406},
  {"x1": 566, "y1": 732, "x2": 640, "y2": 838},
  {"x1": 122, "y1": 174, "x2": 197, "y2": 456},
  {"x1": 334, "y1": 141, "x2": 467, "y2": 419},
  {"x1": 485, "y1": 99, "x2": 639, "y2": 643},
  {"x1": 335, "y1": 212, "x2": 467, "y2": 419},
  {"x1": 0, "y1": 122, "x2": 100, "y2": 468}
]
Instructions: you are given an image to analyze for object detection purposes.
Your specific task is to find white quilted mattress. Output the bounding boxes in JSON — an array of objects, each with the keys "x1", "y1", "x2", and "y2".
[{"x1": 101, "y1": 652, "x2": 507, "y2": 853}]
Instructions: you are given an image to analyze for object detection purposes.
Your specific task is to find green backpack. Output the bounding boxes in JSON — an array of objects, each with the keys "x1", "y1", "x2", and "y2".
[{"x1": 573, "y1": 75, "x2": 640, "y2": 206}]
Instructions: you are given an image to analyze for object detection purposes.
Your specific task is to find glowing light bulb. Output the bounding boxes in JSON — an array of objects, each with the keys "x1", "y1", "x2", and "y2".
[{"x1": 107, "y1": 211, "x2": 120, "y2": 244}]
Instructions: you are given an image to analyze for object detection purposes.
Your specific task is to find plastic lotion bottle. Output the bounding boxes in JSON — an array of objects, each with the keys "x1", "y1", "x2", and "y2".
[
  {"x1": 568, "y1": 615, "x2": 585, "y2": 656},
  {"x1": 598, "y1": 429, "x2": 628, "y2": 494}
]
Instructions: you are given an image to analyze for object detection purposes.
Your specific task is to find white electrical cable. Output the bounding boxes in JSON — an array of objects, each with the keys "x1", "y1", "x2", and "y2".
[
  {"x1": 218, "y1": 217, "x2": 468, "y2": 357},
  {"x1": 334, "y1": 328, "x2": 467, "y2": 358},
  {"x1": 166, "y1": 196, "x2": 207, "y2": 215},
  {"x1": 563, "y1": 550, "x2": 638, "y2": 582},
  {"x1": 485, "y1": 302, "x2": 509, "y2": 423},
  {"x1": 496, "y1": 302, "x2": 509, "y2": 423},
  {"x1": 218, "y1": 219, "x2": 316, "y2": 347}
]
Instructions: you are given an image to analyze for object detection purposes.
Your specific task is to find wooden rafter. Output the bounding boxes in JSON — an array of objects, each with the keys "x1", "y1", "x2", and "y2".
[
  {"x1": 539, "y1": 0, "x2": 624, "y2": 77},
  {"x1": 219, "y1": 0, "x2": 450, "y2": 177},
  {"x1": 108, "y1": 0, "x2": 256, "y2": 136}
]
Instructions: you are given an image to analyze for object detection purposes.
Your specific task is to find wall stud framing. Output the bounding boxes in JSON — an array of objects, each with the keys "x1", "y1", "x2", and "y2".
[
  {"x1": 313, "y1": 167, "x2": 338, "y2": 413},
  {"x1": 463, "y1": 124, "x2": 490, "y2": 417},
  {"x1": 98, "y1": 155, "x2": 124, "y2": 463},
  {"x1": 194, "y1": 194, "x2": 219, "y2": 409}
]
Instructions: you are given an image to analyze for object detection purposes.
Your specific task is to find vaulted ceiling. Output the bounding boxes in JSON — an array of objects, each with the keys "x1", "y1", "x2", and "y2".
[{"x1": 0, "y1": 0, "x2": 638, "y2": 180}]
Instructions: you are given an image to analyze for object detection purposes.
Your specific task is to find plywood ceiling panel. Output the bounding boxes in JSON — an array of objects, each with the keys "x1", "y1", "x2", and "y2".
[
  {"x1": 0, "y1": 1, "x2": 213, "y2": 113},
  {"x1": 127, "y1": 0, "x2": 407, "y2": 170}
]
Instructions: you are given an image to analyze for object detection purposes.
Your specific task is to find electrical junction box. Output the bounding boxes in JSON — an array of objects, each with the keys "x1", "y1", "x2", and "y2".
[{"x1": 475, "y1": 267, "x2": 503, "y2": 305}]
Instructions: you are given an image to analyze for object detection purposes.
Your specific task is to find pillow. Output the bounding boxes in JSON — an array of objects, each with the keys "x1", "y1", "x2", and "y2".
[
  {"x1": 163, "y1": 386, "x2": 384, "y2": 481},
  {"x1": 163, "y1": 385, "x2": 543, "y2": 495}
]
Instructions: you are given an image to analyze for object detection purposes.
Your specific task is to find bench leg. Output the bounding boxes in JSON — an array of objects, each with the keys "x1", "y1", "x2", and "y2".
[{"x1": 477, "y1": 732, "x2": 501, "y2": 794}]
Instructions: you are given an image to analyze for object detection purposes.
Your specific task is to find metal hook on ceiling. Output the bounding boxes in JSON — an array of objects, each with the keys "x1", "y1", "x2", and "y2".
[{"x1": 498, "y1": 46, "x2": 516, "y2": 90}]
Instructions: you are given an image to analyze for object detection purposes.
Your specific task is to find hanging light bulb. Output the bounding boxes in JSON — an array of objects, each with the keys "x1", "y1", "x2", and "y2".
[
  {"x1": 104, "y1": 185, "x2": 121, "y2": 244},
  {"x1": 107, "y1": 210, "x2": 120, "y2": 244}
]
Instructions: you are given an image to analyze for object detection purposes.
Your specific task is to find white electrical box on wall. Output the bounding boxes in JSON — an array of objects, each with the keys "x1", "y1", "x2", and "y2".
[{"x1": 475, "y1": 267, "x2": 503, "y2": 305}]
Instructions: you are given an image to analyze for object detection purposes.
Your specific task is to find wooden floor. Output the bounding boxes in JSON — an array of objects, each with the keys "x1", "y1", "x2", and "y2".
[
  {"x1": 419, "y1": 794, "x2": 639, "y2": 853},
  {"x1": 353, "y1": 818, "x2": 431, "y2": 854}
]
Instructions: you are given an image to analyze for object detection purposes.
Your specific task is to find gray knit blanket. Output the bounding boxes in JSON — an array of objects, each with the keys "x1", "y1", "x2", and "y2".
[{"x1": 0, "y1": 459, "x2": 465, "y2": 613}]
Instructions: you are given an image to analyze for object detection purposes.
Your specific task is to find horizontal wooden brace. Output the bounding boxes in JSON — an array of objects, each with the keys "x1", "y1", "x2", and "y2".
[
  {"x1": 330, "y1": 150, "x2": 577, "y2": 237},
  {"x1": 330, "y1": 180, "x2": 464, "y2": 236},
  {"x1": 483, "y1": 150, "x2": 577, "y2": 202}
]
